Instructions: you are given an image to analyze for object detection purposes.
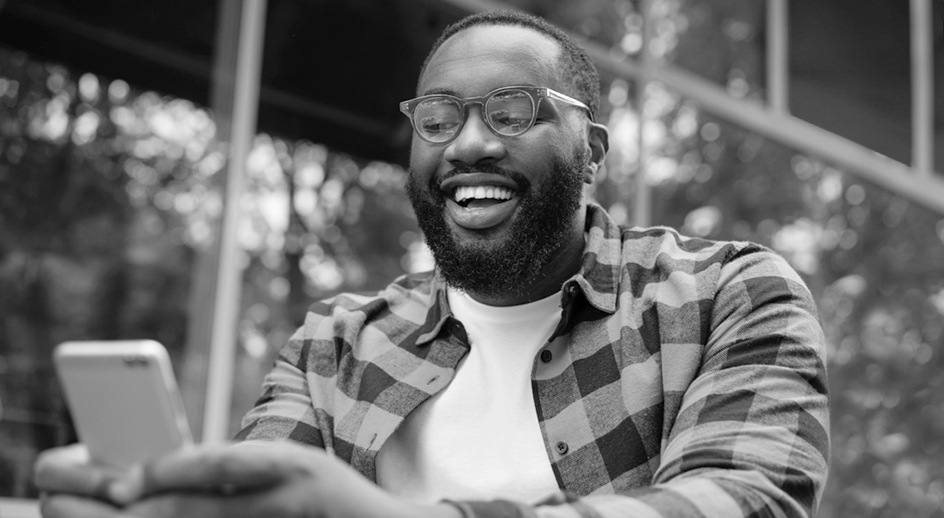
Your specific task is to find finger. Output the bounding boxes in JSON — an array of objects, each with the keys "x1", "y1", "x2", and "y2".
[
  {"x1": 34, "y1": 444, "x2": 121, "y2": 499},
  {"x1": 40, "y1": 493, "x2": 125, "y2": 518},
  {"x1": 109, "y1": 442, "x2": 293, "y2": 503}
]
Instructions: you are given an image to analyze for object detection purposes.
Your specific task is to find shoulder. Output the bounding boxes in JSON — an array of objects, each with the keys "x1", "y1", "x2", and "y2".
[
  {"x1": 299, "y1": 270, "x2": 437, "y2": 336},
  {"x1": 617, "y1": 225, "x2": 761, "y2": 268},
  {"x1": 585, "y1": 204, "x2": 764, "y2": 276},
  {"x1": 619, "y1": 225, "x2": 804, "y2": 281},
  {"x1": 581, "y1": 205, "x2": 801, "y2": 311},
  {"x1": 617, "y1": 229, "x2": 821, "y2": 343},
  {"x1": 279, "y1": 271, "x2": 438, "y2": 367},
  {"x1": 614, "y1": 225, "x2": 814, "y2": 311},
  {"x1": 612, "y1": 225, "x2": 767, "y2": 294}
]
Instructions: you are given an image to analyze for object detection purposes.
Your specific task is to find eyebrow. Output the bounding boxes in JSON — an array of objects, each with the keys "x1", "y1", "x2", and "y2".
[
  {"x1": 420, "y1": 84, "x2": 542, "y2": 98},
  {"x1": 421, "y1": 87, "x2": 461, "y2": 97}
]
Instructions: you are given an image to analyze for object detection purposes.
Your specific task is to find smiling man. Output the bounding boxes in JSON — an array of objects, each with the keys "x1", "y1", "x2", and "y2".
[
  {"x1": 404, "y1": 18, "x2": 607, "y2": 307},
  {"x1": 34, "y1": 10, "x2": 829, "y2": 518}
]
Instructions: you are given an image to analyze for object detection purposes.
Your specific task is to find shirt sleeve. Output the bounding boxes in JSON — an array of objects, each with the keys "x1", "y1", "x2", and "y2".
[
  {"x1": 234, "y1": 306, "x2": 339, "y2": 450},
  {"x1": 452, "y1": 245, "x2": 830, "y2": 518}
]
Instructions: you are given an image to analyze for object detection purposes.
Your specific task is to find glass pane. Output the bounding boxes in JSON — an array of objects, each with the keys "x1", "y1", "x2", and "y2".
[
  {"x1": 790, "y1": 2, "x2": 912, "y2": 166},
  {"x1": 0, "y1": 0, "x2": 217, "y2": 109},
  {"x1": 534, "y1": 0, "x2": 642, "y2": 52},
  {"x1": 662, "y1": 0, "x2": 763, "y2": 94},
  {"x1": 539, "y1": 0, "x2": 763, "y2": 94},
  {"x1": 0, "y1": 47, "x2": 218, "y2": 497},
  {"x1": 256, "y1": 0, "x2": 464, "y2": 165}
]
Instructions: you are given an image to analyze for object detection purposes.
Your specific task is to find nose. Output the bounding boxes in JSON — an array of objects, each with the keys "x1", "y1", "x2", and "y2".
[{"x1": 443, "y1": 106, "x2": 507, "y2": 165}]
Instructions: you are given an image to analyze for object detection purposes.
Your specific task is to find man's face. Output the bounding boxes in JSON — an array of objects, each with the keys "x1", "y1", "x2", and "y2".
[{"x1": 407, "y1": 25, "x2": 593, "y2": 303}]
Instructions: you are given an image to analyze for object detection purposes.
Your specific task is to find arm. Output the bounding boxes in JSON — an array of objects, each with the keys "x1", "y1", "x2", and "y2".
[
  {"x1": 235, "y1": 306, "x2": 339, "y2": 448},
  {"x1": 449, "y1": 246, "x2": 830, "y2": 518},
  {"x1": 639, "y1": 246, "x2": 830, "y2": 516}
]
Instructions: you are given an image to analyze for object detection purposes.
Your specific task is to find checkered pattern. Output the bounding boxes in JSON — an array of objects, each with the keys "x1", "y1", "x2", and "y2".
[{"x1": 236, "y1": 204, "x2": 829, "y2": 518}]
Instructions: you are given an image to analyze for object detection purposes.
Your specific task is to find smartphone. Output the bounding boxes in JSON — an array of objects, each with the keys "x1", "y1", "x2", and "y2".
[{"x1": 53, "y1": 340, "x2": 193, "y2": 469}]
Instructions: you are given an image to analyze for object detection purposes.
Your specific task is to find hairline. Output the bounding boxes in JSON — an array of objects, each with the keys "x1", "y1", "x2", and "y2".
[
  {"x1": 417, "y1": 12, "x2": 600, "y2": 117},
  {"x1": 420, "y1": 24, "x2": 568, "y2": 88}
]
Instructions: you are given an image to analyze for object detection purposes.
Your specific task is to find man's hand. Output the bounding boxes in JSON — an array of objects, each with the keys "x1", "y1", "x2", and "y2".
[
  {"x1": 33, "y1": 443, "x2": 126, "y2": 518},
  {"x1": 108, "y1": 441, "x2": 463, "y2": 518}
]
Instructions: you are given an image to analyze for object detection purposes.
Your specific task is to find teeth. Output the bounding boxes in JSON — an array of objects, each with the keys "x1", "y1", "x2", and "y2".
[{"x1": 454, "y1": 185, "x2": 516, "y2": 203}]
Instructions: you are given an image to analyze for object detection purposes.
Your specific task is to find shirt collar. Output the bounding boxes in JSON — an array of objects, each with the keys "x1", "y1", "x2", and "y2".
[{"x1": 565, "y1": 202, "x2": 621, "y2": 315}]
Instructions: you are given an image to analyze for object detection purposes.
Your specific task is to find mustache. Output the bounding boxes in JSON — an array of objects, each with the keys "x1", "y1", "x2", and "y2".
[{"x1": 435, "y1": 164, "x2": 531, "y2": 191}]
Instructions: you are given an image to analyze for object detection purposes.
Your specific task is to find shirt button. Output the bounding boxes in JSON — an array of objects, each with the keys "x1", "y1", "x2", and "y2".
[
  {"x1": 555, "y1": 441, "x2": 569, "y2": 455},
  {"x1": 540, "y1": 350, "x2": 552, "y2": 363},
  {"x1": 450, "y1": 321, "x2": 465, "y2": 336}
]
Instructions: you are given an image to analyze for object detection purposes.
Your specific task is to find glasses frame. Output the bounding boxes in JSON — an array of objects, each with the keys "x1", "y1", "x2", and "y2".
[{"x1": 400, "y1": 85, "x2": 594, "y2": 145}]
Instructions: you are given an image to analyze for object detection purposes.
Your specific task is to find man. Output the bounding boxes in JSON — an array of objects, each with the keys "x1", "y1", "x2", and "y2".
[{"x1": 35, "y1": 9, "x2": 830, "y2": 518}]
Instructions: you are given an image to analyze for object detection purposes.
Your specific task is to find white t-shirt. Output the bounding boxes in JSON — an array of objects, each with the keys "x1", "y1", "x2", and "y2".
[{"x1": 375, "y1": 288, "x2": 563, "y2": 504}]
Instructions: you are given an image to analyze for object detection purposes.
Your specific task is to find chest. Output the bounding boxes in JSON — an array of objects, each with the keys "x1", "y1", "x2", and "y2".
[{"x1": 330, "y1": 299, "x2": 708, "y2": 493}]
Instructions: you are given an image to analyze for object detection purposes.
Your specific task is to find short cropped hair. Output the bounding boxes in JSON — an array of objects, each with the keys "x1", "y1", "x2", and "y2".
[{"x1": 419, "y1": 10, "x2": 601, "y2": 118}]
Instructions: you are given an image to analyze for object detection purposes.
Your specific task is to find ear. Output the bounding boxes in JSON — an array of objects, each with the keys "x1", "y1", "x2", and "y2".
[{"x1": 583, "y1": 121, "x2": 609, "y2": 184}]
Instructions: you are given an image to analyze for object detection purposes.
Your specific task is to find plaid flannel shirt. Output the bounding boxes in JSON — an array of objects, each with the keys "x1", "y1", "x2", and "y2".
[{"x1": 236, "y1": 203, "x2": 830, "y2": 518}]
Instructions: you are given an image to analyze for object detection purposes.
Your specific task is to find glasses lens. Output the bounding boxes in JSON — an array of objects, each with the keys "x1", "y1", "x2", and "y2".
[
  {"x1": 413, "y1": 97, "x2": 461, "y2": 142},
  {"x1": 486, "y1": 90, "x2": 534, "y2": 135}
]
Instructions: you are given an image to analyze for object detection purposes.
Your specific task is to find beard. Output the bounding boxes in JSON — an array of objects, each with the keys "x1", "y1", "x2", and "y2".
[{"x1": 406, "y1": 150, "x2": 587, "y2": 301}]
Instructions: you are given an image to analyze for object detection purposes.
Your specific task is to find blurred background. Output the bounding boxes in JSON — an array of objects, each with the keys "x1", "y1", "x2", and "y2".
[{"x1": 0, "y1": 0, "x2": 942, "y2": 516}]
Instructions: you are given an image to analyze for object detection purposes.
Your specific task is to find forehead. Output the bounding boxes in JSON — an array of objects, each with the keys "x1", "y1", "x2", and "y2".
[{"x1": 419, "y1": 25, "x2": 564, "y2": 96}]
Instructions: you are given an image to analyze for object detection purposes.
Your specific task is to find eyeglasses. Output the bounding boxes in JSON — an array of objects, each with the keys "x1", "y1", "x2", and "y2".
[{"x1": 400, "y1": 85, "x2": 593, "y2": 144}]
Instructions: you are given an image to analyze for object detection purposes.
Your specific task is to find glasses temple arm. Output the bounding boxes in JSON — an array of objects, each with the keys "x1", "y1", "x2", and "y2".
[{"x1": 546, "y1": 89, "x2": 595, "y2": 122}]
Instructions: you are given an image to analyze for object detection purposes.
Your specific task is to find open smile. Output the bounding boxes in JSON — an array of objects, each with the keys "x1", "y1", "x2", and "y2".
[
  {"x1": 453, "y1": 185, "x2": 516, "y2": 207},
  {"x1": 440, "y1": 174, "x2": 522, "y2": 230}
]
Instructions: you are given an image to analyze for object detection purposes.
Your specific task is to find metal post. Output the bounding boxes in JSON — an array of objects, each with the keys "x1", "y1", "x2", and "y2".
[
  {"x1": 634, "y1": 0, "x2": 653, "y2": 228},
  {"x1": 766, "y1": 0, "x2": 789, "y2": 114},
  {"x1": 911, "y1": 0, "x2": 933, "y2": 177},
  {"x1": 202, "y1": 0, "x2": 267, "y2": 444}
]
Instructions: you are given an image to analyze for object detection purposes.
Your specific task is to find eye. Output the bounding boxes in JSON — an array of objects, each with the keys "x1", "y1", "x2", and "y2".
[
  {"x1": 488, "y1": 109, "x2": 531, "y2": 128},
  {"x1": 414, "y1": 98, "x2": 461, "y2": 138},
  {"x1": 419, "y1": 116, "x2": 459, "y2": 135},
  {"x1": 486, "y1": 91, "x2": 533, "y2": 134}
]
